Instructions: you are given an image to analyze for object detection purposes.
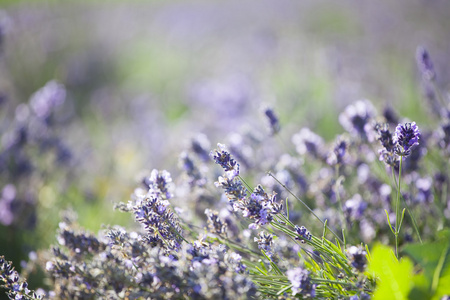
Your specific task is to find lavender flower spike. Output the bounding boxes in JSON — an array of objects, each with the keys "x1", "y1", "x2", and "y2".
[
  {"x1": 211, "y1": 143, "x2": 240, "y2": 179},
  {"x1": 394, "y1": 122, "x2": 420, "y2": 157},
  {"x1": 416, "y1": 46, "x2": 435, "y2": 81},
  {"x1": 263, "y1": 107, "x2": 280, "y2": 135}
]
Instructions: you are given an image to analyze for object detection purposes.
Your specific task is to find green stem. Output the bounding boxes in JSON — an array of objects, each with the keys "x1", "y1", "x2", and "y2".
[
  {"x1": 238, "y1": 175, "x2": 253, "y2": 192},
  {"x1": 394, "y1": 157, "x2": 403, "y2": 258},
  {"x1": 390, "y1": 160, "x2": 422, "y2": 244},
  {"x1": 334, "y1": 166, "x2": 346, "y2": 232},
  {"x1": 268, "y1": 172, "x2": 344, "y2": 244}
]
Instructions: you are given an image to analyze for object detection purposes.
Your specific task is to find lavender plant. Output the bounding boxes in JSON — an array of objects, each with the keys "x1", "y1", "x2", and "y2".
[
  {"x1": 2, "y1": 46, "x2": 450, "y2": 300},
  {"x1": 0, "y1": 79, "x2": 76, "y2": 283}
]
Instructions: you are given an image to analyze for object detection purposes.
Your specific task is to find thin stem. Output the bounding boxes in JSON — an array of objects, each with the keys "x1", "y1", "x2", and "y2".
[
  {"x1": 394, "y1": 157, "x2": 403, "y2": 258},
  {"x1": 238, "y1": 175, "x2": 253, "y2": 192},
  {"x1": 268, "y1": 171, "x2": 344, "y2": 244},
  {"x1": 334, "y1": 165, "x2": 347, "y2": 233},
  {"x1": 389, "y1": 161, "x2": 422, "y2": 246}
]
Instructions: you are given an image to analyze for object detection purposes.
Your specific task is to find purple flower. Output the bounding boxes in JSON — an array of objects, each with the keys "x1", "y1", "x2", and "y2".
[
  {"x1": 241, "y1": 185, "x2": 282, "y2": 229},
  {"x1": 29, "y1": 80, "x2": 66, "y2": 120},
  {"x1": 178, "y1": 152, "x2": 206, "y2": 188},
  {"x1": 294, "y1": 225, "x2": 312, "y2": 243},
  {"x1": 437, "y1": 122, "x2": 450, "y2": 153},
  {"x1": 190, "y1": 133, "x2": 211, "y2": 162},
  {"x1": 211, "y1": 143, "x2": 239, "y2": 178},
  {"x1": 214, "y1": 176, "x2": 247, "y2": 204},
  {"x1": 394, "y1": 122, "x2": 420, "y2": 157},
  {"x1": 339, "y1": 100, "x2": 376, "y2": 140},
  {"x1": 131, "y1": 180, "x2": 183, "y2": 251},
  {"x1": 347, "y1": 246, "x2": 367, "y2": 272},
  {"x1": 343, "y1": 194, "x2": 367, "y2": 222},
  {"x1": 292, "y1": 128, "x2": 324, "y2": 159},
  {"x1": 205, "y1": 209, "x2": 228, "y2": 235},
  {"x1": 416, "y1": 46, "x2": 435, "y2": 80},
  {"x1": 145, "y1": 169, "x2": 173, "y2": 199},
  {"x1": 286, "y1": 267, "x2": 316, "y2": 297},
  {"x1": 263, "y1": 107, "x2": 280, "y2": 135},
  {"x1": 326, "y1": 136, "x2": 348, "y2": 166},
  {"x1": 254, "y1": 231, "x2": 274, "y2": 258}
]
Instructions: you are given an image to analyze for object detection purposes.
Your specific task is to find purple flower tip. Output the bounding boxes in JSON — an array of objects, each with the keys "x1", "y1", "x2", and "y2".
[{"x1": 394, "y1": 122, "x2": 420, "y2": 157}]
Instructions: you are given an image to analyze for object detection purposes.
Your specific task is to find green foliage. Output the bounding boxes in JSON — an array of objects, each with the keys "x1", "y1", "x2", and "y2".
[
  {"x1": 368, "y1": 244, "x2": 417, "y2": 300},
  {"x1": 403, "y1": 230, "x2": 450, "y2": 300},
  {"x1": 368, "y1": 239, "x2": 450, "y2": 300}
]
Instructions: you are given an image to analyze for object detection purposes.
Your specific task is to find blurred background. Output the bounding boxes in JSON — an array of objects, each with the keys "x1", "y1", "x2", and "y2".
[{"x1": 0, "y1": 0, "x2": 449, "y2": 292}]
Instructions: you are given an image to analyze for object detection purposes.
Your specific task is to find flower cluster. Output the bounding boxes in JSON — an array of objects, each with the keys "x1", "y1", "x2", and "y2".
[
  {"x1": 130, "y1": 184, "x2": 183, "y2": 251},
  {"x1": 347, "y1": 246, "x2": 367, "y2": 272},
  {"x1": 375, "y1": 123, "x2": 398, "y2": 168},
  {"x1": 1, "y1": 256, "x2": 43, "y2": 299},
  {"x1": 326, "y1": 136, "x2": 349, "y2": 166},
  {"x1": 212, "y1": 145, "x2": 282, "y2": 229},
  {"x1": 294, "y1": 225, "x2": 312, "y2": 243},
  {"x1": 214, "y1": 175, "x2": 248, "y2": 204},
  {"x1": 286, "y1": 267, "x2": 316, "y2": 298},
  {"x1": 211, "y1": 143, "x2": 240, "y2": 179},
  {"x1": 394, "y1": 122, "x2": 420, "y2": 157},
  {"x1": 205, "y1": 209, "x2": 228, "y2": 236},
  {"x1": 144, "y1": 169, "x2": 173, "y2": 199},
  {"x1": 0, "y1": 80, "x2": 72, "y2": 229},
  {"x1": 376, "y1": 121, "x2": 421, "y2": 169},
  {"x1": 339, "y1": 99, "x2": 376, "y2": 140},
  {"x1": 254, "y1": 231, "x2": 275, "y2": 258},
  {"x1": 238, "y1": 185, "x2": 282, "y2": 229},
  {"x1": 292, "y1": 128, "x2": 325, "y2": 159},
  {"x1": 56, "y1": 222, "x2": 107, "y2": 255},
  {"x1": 43, "y1": 219, "x2": 257, "y2": 299}
]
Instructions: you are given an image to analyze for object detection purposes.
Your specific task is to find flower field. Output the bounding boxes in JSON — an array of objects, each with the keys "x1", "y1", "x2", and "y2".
[{"x1": 1, "y1": 1, "x2": 450, "y2": 299}]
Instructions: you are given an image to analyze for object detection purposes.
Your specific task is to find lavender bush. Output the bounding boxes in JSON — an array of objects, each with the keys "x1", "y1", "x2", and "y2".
[{"x1": 3, "y1": 63, "x2": 450, "y2": 298}]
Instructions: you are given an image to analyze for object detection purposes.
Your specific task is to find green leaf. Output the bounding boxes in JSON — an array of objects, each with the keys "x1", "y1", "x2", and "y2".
[
  {"x1": 408, "y1": 274, "x2": 431, "y2": 300},
  {"x1": 403, "y1": 231, "x2": 450, "y2": 299},
  {"x1": 368, "y1": 244, "x2": 414, "y2": 300}
]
